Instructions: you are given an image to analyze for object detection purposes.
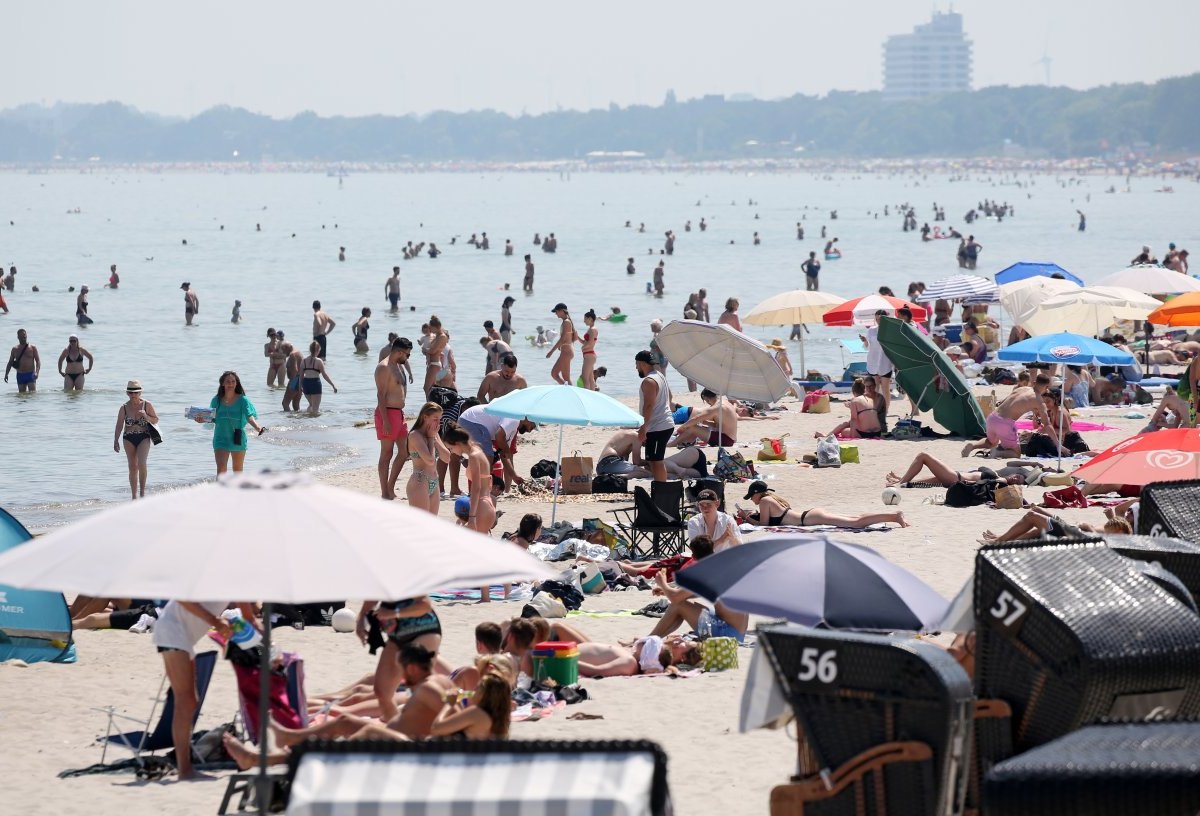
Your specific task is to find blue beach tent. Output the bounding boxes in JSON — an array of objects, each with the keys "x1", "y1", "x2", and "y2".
[
  {"x1": 0, "y1": 508, "x2": 75, "y2": 664},
  {"x1": 994, "y1": 261, "x2": 1083, "y2": 286}
]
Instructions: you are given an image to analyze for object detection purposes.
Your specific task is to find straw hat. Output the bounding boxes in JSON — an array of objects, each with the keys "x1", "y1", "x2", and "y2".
[
  {"x1": 126, "y1": 380, "x2": 143, "y2": 392},
  {"x1": 765, "y1": 338, "x2": 786, "y2": 350}
]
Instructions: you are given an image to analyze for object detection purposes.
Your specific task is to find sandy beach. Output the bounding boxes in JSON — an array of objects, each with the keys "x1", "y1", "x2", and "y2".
[{"x1": 0, "y1": 384, "x2": 1151, "y2": 815}]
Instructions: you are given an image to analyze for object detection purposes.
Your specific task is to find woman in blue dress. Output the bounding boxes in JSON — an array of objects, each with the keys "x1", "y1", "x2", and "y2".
[{"x1": 198, "y1": 371, "x2": 267, "y2": 475}]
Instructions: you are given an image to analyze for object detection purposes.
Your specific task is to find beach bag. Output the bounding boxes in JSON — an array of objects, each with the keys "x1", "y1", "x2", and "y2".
[
  {"x1": 591, "y1": 473, "x2": 628, "y2": 494},
  {"x1": 1043, "y1": 485, "x2": 1088, "y2": 509},
  {"x1": 578, "y1": 563, "x2": 606, "y2": 594},
  {"x1": 147, "y1": 423, "x2": 164, "y2": 445},
  {"x1": 993, "y1": 483, "x2": 1024, "y2": 509},
  {"x1": 757, "y1": 434, "x2": 789, "y2": 462},
  {"x1": 838, "y1": 443, "x2": 860, "y2": 464},
  {"x1": 803, "y1": 392, "x2": 831, "y2": 414},
  {"x1": 944, "y1": 479, "x2": 995, "y2": 508},
  {"x1": 701, "y1": 637, "x2": 739, "y2": 671},
  {"x1": 529, "y1": 459, "x2": 558, "y2": 479},
  {"x1": 892, "y1": 418, "x2": 923, "y2": 440},
  {"x1": 559, "y1": 453, "x2": 594, "y2": 495},
  {"x1": 526, "y1": 592, "x2": 566, "y2": 619},
  {"x1": 714, "y1": 449, "x2": 755, "y2": 482},
  {"x1": 815, "y1": 434, "x2": 842, "y2": 468}
]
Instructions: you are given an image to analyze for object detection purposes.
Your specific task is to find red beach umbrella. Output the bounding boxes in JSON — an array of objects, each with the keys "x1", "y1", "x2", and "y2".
[
  {"x1": 822, "y1": 294, "x2": 929, "y2": 327},
  {"x1": 1069, "y1": 429, "x2": 1200, "y2": 487}
]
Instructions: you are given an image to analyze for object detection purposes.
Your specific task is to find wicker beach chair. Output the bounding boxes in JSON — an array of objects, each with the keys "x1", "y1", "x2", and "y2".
[
  {"x1": 759, "y1": 624, "x2": 973, "y2": 816},
  {"x1": 974, "y1": 541, "x2": 1200, "y2": 753},
  {"x1": 983, "y1": 722, "x2": 1200, "y2": 815},
  {"x1": 1137, "y1": 478, "x2": 1200, "y2": 540}
]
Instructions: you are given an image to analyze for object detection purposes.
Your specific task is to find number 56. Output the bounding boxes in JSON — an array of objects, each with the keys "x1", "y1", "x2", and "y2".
[{"x1": 797, "y1": 647, "x2": 838, "y2": 683}]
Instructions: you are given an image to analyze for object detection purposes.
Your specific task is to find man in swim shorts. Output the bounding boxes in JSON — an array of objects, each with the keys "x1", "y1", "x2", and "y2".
[
  {"x1": 5, "y1": 328, "x2": 40, "y2": 393},
  {"x1": 375, "y1": 337, "x2": 412, "y2": 500},
  {"x1": 962, "y1": 374, "x2": 1054, "y2": 458},
  {"x1": 312, "y1": 300, "x2": 337, "y2": 360},
  {"x1": 385, "y1": 266, "x2": 401, "y2": 312}
]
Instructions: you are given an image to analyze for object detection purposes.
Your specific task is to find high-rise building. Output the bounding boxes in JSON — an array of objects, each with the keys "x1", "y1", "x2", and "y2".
[{"x1": 883, "y1": 11, "x2": 973, "y2": 101}]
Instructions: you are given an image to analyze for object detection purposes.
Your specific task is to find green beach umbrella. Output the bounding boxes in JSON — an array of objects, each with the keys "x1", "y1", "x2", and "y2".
[{"x1": 875, "y1": 316, "x2": 986, "y2": 438}]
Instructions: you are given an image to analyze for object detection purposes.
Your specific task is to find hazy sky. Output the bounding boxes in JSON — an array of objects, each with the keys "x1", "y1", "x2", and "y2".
[{"x1": 7, "y1": 0, "x2": 1197, "y2": 118}]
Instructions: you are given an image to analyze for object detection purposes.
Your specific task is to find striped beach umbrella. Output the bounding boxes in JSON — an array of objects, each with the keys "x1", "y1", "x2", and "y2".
[
  {"x1": 914, "y1": 274, "x2": 999, "y2": 304},
  {"x1": 821, "y1": 294, "x2": 928, "y2": 327}
]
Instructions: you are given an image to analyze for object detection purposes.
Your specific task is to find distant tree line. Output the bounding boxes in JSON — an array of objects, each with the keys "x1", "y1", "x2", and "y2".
[{"x1": 0, "y1": 73, "x2": 1196, "y2": 163}]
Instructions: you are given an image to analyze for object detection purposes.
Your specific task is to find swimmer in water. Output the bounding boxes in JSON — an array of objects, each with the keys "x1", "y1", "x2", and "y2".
[
  {"x1": 76, "y1": 286, "x2": 92, "y2": 325},
  {"x1": 107, "y1": 264, "x2": 119, "y2": 289},
  {"x1": 231, "y1": 300, "x2": 242, "y2": 323},
  {"x1": 353, "y1": 307, "x2": 371, "y2": 353},
  {"x1": 58, "y1": 334, "x2": 93, "y2": 391},
  {"x1": 546, "y1": 304, "x2": 575, "y2": 384},
  {"x1": 181, "y1": 282, "x2": 199, "y2": 325},
  {"x1": 281, "y1": 342, "x2": 303, "y2": 411},
  {"x1": 385, "y1": 266, "x2": 401, "y2": 312}
]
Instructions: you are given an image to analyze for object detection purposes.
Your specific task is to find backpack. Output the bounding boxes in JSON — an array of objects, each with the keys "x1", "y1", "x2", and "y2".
[
  {"x1": 944, "y1": 479, "x2": 996, "y2": 508},
  {"x1": 530, "y1": 459, "x2": 559, "y2": 479},
  {"x1": 591, "y1": 474, "x2": 628, "y2": 494}
]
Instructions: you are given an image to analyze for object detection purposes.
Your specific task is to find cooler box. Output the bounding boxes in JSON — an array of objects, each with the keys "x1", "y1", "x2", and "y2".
[{"x1": 533, "y1": 641, "x2": 579, "y2": 686}]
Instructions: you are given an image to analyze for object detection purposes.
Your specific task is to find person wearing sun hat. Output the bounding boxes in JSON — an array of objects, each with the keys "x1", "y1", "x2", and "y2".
[
  {"x1": 763, "y1": 337, "x2": 795, "y2": 381},
  {"x1": 113, "y1": 379, "x2": 160, "y2": 500}
]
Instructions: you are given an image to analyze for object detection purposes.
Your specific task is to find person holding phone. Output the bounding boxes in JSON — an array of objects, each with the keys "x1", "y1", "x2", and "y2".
[{"x1": 197, "y1": 370, "x2": 266, "y2": 475}]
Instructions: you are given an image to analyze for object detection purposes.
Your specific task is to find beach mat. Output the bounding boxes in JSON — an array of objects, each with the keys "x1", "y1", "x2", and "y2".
[
  {"x1": 430, "y1": 586, "x2": 509, "y2": 602},
  {"x1": 1015, "y1": 420, "x2": 1115, "y2": 431}
]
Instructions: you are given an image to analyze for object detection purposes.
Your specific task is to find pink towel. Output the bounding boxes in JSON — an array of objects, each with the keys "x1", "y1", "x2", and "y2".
[{"x1": 1014, "y1": 420, "x2": 1115, "y2": 432}]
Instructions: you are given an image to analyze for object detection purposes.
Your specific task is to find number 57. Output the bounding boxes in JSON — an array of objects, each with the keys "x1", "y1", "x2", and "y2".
[{"x1": 990, "y1": 589, "x2": 1027, "y2": 626}]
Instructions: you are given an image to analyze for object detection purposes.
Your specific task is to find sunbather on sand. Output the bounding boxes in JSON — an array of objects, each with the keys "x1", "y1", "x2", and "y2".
[
  {"x1": 961, "y1": 374, "x2": 1053, "y2": 458},
  {"x1": 596, "y1": 429, "x2": 712, "y2": 479},
  {"x1": 886, "y1": 452, "x2": 1032, "y2": 489},
  {"x1": 577, "y1": 636, "x2": 699, "y2": 678},
  {"x1": 577, "y1": 537, "x2": 711, "y2": 582},
  {"x1": 1143, "y1": 386, "x2": 1193, "y2": 431},
  {"x1": 222, "y1": 644, "x2": 453, "y2": 769},
  {"x1": 813, "y1": 379, "x2": 882, "y2": 439},
  {"x1": 72, "y1": 598, "x2": 159, "y2": 630},
  {"x1": 645, "y1": 540, "x2": 749, "y2": 643},
  {"x1": 980, "y1": 506, "x2": 1131, "y2": 543},
  {"x1": 737, "y1": 480, "x2": 907, "y2": 528}
]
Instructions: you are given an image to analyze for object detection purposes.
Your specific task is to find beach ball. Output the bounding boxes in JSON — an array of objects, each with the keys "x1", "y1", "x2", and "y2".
[
  {"x1": 881, "y1": 487, "x2": 902, "y2": 505},
  {"x1": 331, "y1": 607, "x2": 357, "y2": 633}
]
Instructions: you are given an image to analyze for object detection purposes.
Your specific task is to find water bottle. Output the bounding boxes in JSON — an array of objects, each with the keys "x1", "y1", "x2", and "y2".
[{"x1": 228, "y1": 612, "x2": 263, "y2": 650}]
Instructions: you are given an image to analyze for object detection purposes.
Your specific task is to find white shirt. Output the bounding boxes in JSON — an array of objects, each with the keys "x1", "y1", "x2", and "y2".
[
  {"x1": 865, "y1": 326, "x2": 893, "y2": 376},
  {"x1": 688, "y1": 512, "x2": 742, "y2": 553},
  {"x1": 458, "y1": 405, "x2": 519, "y2": 439},
  {"x1": 152, "y1": 600, "x2": 229, "y2": 655}
]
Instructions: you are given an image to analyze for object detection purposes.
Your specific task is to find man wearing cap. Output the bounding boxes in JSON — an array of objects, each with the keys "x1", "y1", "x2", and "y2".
[
  {"x1": 181, "y1": 282, "x2": 199, "y2": 325},
  {"x1": 546, "y1": 303, "x2": 575, "y2": 384},
  {"x1": 455, "y1": 404, "x2": 535, "y2": 491},
  {"x1": 635, "y1": 349, "x2": 674, "y2": 482},
  {"x1": 5, "y1": 328, "x2": 40, "y2": 392}
]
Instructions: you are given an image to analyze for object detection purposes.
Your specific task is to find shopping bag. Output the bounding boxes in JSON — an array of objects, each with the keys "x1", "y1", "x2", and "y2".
[
  {"x1": 701, "y1": 637, "x2": 739, "y2": 671},
  {"x1": 559, "y1": 453, "x2": 594, "y2": 495},
  {"x1": 993, "y1": 483, "x2": 1024, "y2": 509},
  {"x1": 757, "y1": 434, "x2": 789, "y2": 462}
]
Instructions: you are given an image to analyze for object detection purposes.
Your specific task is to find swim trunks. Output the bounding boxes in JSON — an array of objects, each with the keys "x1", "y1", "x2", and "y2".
[
  {"x1": 985, "y1": 412, "x2": 1020, "y2": 450},
  {"x1": 857, "y1": 429, "x2": 882, "y2": 439},
  {"x1": 597, "y1": 453, "x2": 636, "y2": 475},
  {"x1": 388, "y1": 292, "x2": 400, "y2": 308},
  {"x1": 374, "y1": 407, "x2": 409, "y2": 442},
  {"x1": 643, "y1": 428, "x2": 672, "y2": 462},
  {"x1": 314, "y1": 333, "x2": 328, "y2": 359},
  {"x1": 15, "y1": 371, "x2": 36, "y2": 385},
  {"x1": 706, "y1": 431, "x2": 735, "y2": 447}
]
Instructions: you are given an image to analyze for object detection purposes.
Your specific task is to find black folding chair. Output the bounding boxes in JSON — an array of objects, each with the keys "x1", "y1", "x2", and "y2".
[{"x1": 609, "y1": 481, "x2": 687, "y2": 559}]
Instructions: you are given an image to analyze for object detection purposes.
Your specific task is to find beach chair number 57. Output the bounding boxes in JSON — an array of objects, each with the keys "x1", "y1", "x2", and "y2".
[
  {"x1": 990, "y1": 590, "x2": 1027, "y2": 627},
  {"x1": 797, "y1": 647, "x2": 838, "y2": 684}
]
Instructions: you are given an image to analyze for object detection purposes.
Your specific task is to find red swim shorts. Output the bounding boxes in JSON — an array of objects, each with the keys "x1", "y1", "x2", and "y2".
[{"x1": 374, "y1": 407, "x2": 409, "y2": 442}]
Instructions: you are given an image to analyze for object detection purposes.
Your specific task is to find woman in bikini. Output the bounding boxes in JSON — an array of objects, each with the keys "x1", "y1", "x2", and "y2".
[
  {"x1": 264, "y1": 329, "x2": 287, "y2": 387},
  {"x1": 406, "y1": 402, "x2": 451, "y2": 514},
  {"x1": 299, "y1": 340, "x2": 338, "y2": 415},
  {"x1": 578, "y1": 309, "x2": 600, "y2": 390},
  {"x1": 546, "y1": 303, "x2": 575, "y2": 384},
  {"x1": 352, "y1": 307, "x2": 371, "y2": 354},
  {"x1": 739, "y1": 480, "x2": 907, "y2": 529},
  {"x1": 430, "y1": 659, "x2": 513, "y2": 740},
  {"x1": 57, "y1": 334, "x2": 93, "y2": 391},
  {"x1": 423, "y1": 316, "x2": 449, "y2": 397},
  {"x1": 113, "y1": 379, "x2": 159, "y2": 499},
  {"x1": 499, "y1": 296, "x2": 514, "y2": 345},
  {"x1": 445, "y1": 425, "x2": 502, "y2": 601},
  {"x1": 354, "y1": 595, "x2": 442, "y2": 723}
]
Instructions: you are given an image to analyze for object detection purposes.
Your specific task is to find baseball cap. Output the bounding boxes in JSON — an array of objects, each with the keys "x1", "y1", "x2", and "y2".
[
  {"x1": 743, "y1": 480, "x2": 770, "y2": 500},
  {"x1": 551, "y1": 302, "x2": 568, "y2": 313},
  {"x1": 634, "y1": 350, "x2": 655, "y2": 364}
]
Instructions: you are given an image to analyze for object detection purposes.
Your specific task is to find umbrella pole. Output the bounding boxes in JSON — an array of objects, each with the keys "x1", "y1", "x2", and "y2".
[
  {"x1": 718, "y1": 396, "x2": 725, "y2": 456},
  {"x1": 551, "y1": 424, "x2": 564, "y2": 526},
  {"x1": 799, "y1": 328, "x2": 806, "y2": 379},
  {"x1": 257, "y1": 602, "x2": 272, "y2": 814}
]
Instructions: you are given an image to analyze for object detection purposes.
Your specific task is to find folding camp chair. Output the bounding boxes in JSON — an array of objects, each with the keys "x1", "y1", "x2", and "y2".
[
  {"x1": 95, "y1": 650, "x2": 218, "y2": 767},
  {"x1": 609, "y1": 481, "x2": 687, "y2": 559}
]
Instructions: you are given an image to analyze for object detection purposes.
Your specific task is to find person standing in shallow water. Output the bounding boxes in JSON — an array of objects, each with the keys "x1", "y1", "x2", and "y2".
[
  {"x1": 5, "y1": 328, "x2": 40, "y2": 392},
  {"x1": 181, "y1": 282, "x2": 199, "y2": 325},
  {"x1": 523, "y1": 255, "x2": 534, "y2": 292},
  {"x1": 58, "y1": 334, "x2": 93, "y2": 391},
  {"x1": 546, "y1": 303, "x2": 575, "y2": 384},
  {"x1": 198, "y1": 371, "x2": 266, "y2": 475},
  {"x1": 385, "y1": 267, "x2": 401, "y2": 312},
  {"x1": 113, "y1": 379, "x2": 158, "y2": 499}
]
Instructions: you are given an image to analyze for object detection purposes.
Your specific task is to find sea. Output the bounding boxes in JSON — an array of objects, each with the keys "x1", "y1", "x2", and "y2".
[{"x1": 0, "y1": 169, "x2": 1193, "y2": 530}]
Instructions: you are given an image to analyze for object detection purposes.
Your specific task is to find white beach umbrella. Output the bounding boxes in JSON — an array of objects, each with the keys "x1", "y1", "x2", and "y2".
[
  {"x1": 1000, "y1": 276, "x2": 1081, "y2": 329},
  {"x1": 743, "y1": 290, "x2": 846, "y2": 375},
  {"x1": 0, "y1": 470, "x2": 554, "y2": 805},
  {"x1": 1020, "y1": 286, "x2": 1160, "y2": 337},
  {"x1": 1093, "y1": 264, "x2": 1200, "y2": 295}
]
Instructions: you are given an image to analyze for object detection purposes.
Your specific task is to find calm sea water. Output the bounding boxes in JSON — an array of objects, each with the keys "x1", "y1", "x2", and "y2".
[{"x1": 1, "y1": 170, "x2": 1194, "y2": 529}]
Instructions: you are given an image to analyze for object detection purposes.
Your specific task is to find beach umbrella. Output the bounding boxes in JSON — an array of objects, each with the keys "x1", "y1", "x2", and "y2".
[
  {"x1": 875, "y1": 316, "x2": 987, "y2": 437},
  {"x1": 1094, "y1": 264, "x2": 1200, "y2": 295},
  {"x1": 655, "y1": 320, "x2": 792, "y2": 458},
  {"x1": 1069, "y1": 429, "x2": 1200, "y2": 486},
  {"x1": 484, "y1": 385, "x2": 642, "y2": 524},
  {"x1": 998, "y1": 333, "x2": 1134, "y2": 468},
  {"x1": 0, "y1": 471, "x2": 554, "y2": 807},
  {"x1": 1147, "y1": 291, "x2": 1200, "y2": 327},
  {"x1": 994, "y1": 261, "x2": 1082, "y2": 286},
  {"x1": 675, "y1": 533, "x2": 949, "y2": 631},
  {"x1": 1021, "y1": 286, "x2": 1161, "y2": 337},
  {"x1": 822, "y1": 294, "x2": 928, "y2": 328},
  {"x1": 914, "y1": 274, "x2": 998, "y2": 303},
  {"x1": 1000, "y1": 276, "x2": 1081, "y2": 328},
  {"x1": 743, "y1": 289, "x2": 846, "y2": 376}
]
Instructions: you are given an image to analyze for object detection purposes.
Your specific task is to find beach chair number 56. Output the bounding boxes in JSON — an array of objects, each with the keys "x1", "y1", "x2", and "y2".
[
  {"x1": 797, "y1": 648, "x2": 838, "y2": 684},
  {"x1": 990, "y1": 590, "x2": 1027, "y2": 627}
]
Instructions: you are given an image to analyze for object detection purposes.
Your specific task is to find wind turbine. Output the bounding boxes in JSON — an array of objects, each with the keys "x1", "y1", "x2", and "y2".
[{"x1": 1032, "y1": 35, "x2": 1052, "y2": 86}]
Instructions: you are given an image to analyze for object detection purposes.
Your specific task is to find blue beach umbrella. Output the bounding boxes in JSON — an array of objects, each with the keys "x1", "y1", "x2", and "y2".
[
  {"x1": 675, "y1": 533, "x2": 948, "y2": 631},
  {"x1": 995, "y1": 261, "x2": 1083, "y2": 286},
  {"x1": 485, "y1": 385, "x2": 642, "y2": 523}
]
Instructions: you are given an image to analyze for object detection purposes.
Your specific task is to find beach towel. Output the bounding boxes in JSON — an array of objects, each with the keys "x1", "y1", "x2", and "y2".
[
  {"x1": 1015, "y1": 420, "x2": 1115, "y2": 432},
  {"x1": 430, "y1": 586, "x2": 508, "y2": 602}
]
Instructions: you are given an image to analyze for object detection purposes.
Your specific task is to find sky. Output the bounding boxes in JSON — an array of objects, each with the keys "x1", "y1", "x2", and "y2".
[{"x1": 6, "y1": 0, "x2": 1198, "y2": 119}]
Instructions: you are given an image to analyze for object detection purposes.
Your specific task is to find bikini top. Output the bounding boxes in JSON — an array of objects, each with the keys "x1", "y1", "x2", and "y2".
[
  {"x1": 302, "y1": 358, "x2": 321, "y2": 377},
  {"x1": 66, "y1": 352, "x2": 83, "y2": 363},
  {"x1": 124, "y1": 404, "x2": 148, "y2": 427}
]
